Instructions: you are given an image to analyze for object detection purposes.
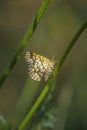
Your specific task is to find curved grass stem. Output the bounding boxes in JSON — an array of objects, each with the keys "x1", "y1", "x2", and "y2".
[{"x1": 0, "y1": 0, "x2": 49, "y2": 88}]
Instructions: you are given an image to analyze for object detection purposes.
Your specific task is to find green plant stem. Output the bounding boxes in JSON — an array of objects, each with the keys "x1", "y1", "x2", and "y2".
[
  {"x1": 55, "y1": 21, "x2": 87, "y2": 74},
  {"x1": 0, "y1": 0, "x2": 49, "y2": 88},
  {"x1": 18, "y1": 21, "x2": 87, "y2": 130}
]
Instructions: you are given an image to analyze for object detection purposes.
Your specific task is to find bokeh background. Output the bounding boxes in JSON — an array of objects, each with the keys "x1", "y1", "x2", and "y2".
[{"x1": 0, "y1": 0, "x2": 87, "y2": 130}]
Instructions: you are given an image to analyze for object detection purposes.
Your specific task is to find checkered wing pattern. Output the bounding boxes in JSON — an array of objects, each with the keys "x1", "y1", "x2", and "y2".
[{"x1": 24, "y1": 51, "x2": 54, "y2": 81}]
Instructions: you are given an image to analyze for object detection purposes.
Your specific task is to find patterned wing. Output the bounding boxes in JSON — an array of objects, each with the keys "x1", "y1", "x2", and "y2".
[{"x1": 24, "y1": 51, "x2": 54, "y2": 81}]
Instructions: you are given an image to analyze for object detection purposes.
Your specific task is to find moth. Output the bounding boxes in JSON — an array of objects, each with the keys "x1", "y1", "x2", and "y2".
[{"x1": 24, "y1": 51, "x2": 55, "y2": 81}]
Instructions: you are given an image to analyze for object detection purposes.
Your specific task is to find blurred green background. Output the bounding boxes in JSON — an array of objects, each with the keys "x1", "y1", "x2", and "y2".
[{"x1": 0, "y1": 0, "x2": 87, "y2": 130}]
